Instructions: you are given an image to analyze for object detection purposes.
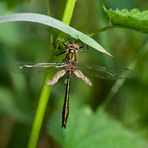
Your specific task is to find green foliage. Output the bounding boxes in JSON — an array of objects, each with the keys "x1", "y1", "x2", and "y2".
[
  {"x1": 104, "y1": 7, "x2": 148, "y2": 34},
  {"x1": 48, "y1": 106, "x2": 146, "y2": 148},
  {"x1": 3, "y1": 0, "x2": 27, "y2": 9},
  {"x1": 0, "y1": 1, "x2": 148, "y2": 148},
  {"x1": 0, "y1": 87, "x2": 28, "y2": 122},
  {"x1": 0, "y1": 23, "x2": 22, "y2": 46},
  {"x1": 0, "y1": 13, "x2": 111, "y2": 56}
]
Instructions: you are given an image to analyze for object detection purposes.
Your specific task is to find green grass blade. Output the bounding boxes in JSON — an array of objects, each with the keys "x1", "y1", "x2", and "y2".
[{"x1": 0, "y1": 13, "x2": 112, "y2": 56}]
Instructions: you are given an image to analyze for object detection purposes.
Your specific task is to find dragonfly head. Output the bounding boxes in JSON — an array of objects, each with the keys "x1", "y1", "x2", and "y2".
[{"x1": 66, "y1": 43, "x2": 80, "y2": 53}]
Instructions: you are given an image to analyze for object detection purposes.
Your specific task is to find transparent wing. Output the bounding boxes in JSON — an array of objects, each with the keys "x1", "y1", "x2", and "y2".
[
  {"x1": 8, "y1": 61, "x2": 66, "y2": 73},
  {"x1": 77, "y1": 64, "x2": 133, "y2": 80}
]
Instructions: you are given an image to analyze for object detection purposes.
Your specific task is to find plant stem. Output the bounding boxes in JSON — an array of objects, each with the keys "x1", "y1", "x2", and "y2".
[
  {"x1": 27, "y1": 0, "x2": 76, "y2": 148},
  {"x1": 58, "y1": 0, "x2": 76, "y2": 40},
  {"x1": 89, "y1": 25, "x2": 116, "y2": 36},
  {"x1": 89, "y1": 24, "x2": 146, "y2": 37},
  {"x1": 101, "y1": 42, "x2": 148, "y2": 109},
  {"x1": 45, "y1": 0, "x2": 51, "y2": 16},
  {"x1": 62, "y1": 0, "x2": 76, "y2": 24},
  {"x1": 28, "y1": 75, "x2": 51, "y2": 148}
]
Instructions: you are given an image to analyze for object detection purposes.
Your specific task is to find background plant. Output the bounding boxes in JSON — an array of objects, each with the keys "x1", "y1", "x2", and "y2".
[{"x1": 0, "y1": 0, "x2": 148, "y2": 148}]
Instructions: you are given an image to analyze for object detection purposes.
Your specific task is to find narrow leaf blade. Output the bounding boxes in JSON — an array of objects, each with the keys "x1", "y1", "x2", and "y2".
[{"x1": 0, "y1": 13, "x2": 112, "y2": 56}]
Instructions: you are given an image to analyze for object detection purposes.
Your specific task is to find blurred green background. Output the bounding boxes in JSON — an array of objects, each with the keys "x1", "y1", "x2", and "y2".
[{"x1": 0, "y1": 0, "x2": 148, "y2": 148}]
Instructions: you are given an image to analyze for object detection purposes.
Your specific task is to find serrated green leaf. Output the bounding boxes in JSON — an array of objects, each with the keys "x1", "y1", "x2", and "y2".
[
  {"x1": 48, "y1": 106, "x2": 146, "y2": 148},
  {"x1": 0, "y1": 13, "x2": 112, "y2": 56},
  {"x1": 104, "y1": 7, "x2": 148, "y2": 34}
]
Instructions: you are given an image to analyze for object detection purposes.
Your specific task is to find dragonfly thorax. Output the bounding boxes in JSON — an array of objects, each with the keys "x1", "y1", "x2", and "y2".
[
  {"x1": 65, "y1": 47, "x2": 78, "y2": 61},
  {"x1": 64, "y1": 42, "x2": 80, "y2": 61},
  {"x1": 64, "y1": 60, "x2": 77, "y2": 73}
]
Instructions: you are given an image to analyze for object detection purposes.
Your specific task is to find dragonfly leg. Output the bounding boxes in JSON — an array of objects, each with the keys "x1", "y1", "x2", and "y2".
[
  {"x1": 55, "y1": 50, "x2": 66, "y2": 56},
  {"x1": 47, "y1": 69, "x2": 66, "y2": 85},
  {"x1": 74, "y1": 69, "x2": 92, "y2": 86}
]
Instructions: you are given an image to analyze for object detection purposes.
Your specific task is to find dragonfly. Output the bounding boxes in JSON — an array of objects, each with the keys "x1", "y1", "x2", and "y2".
[{"x1": 10, "y1": 41, "x2": 132, "y2": 128}]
